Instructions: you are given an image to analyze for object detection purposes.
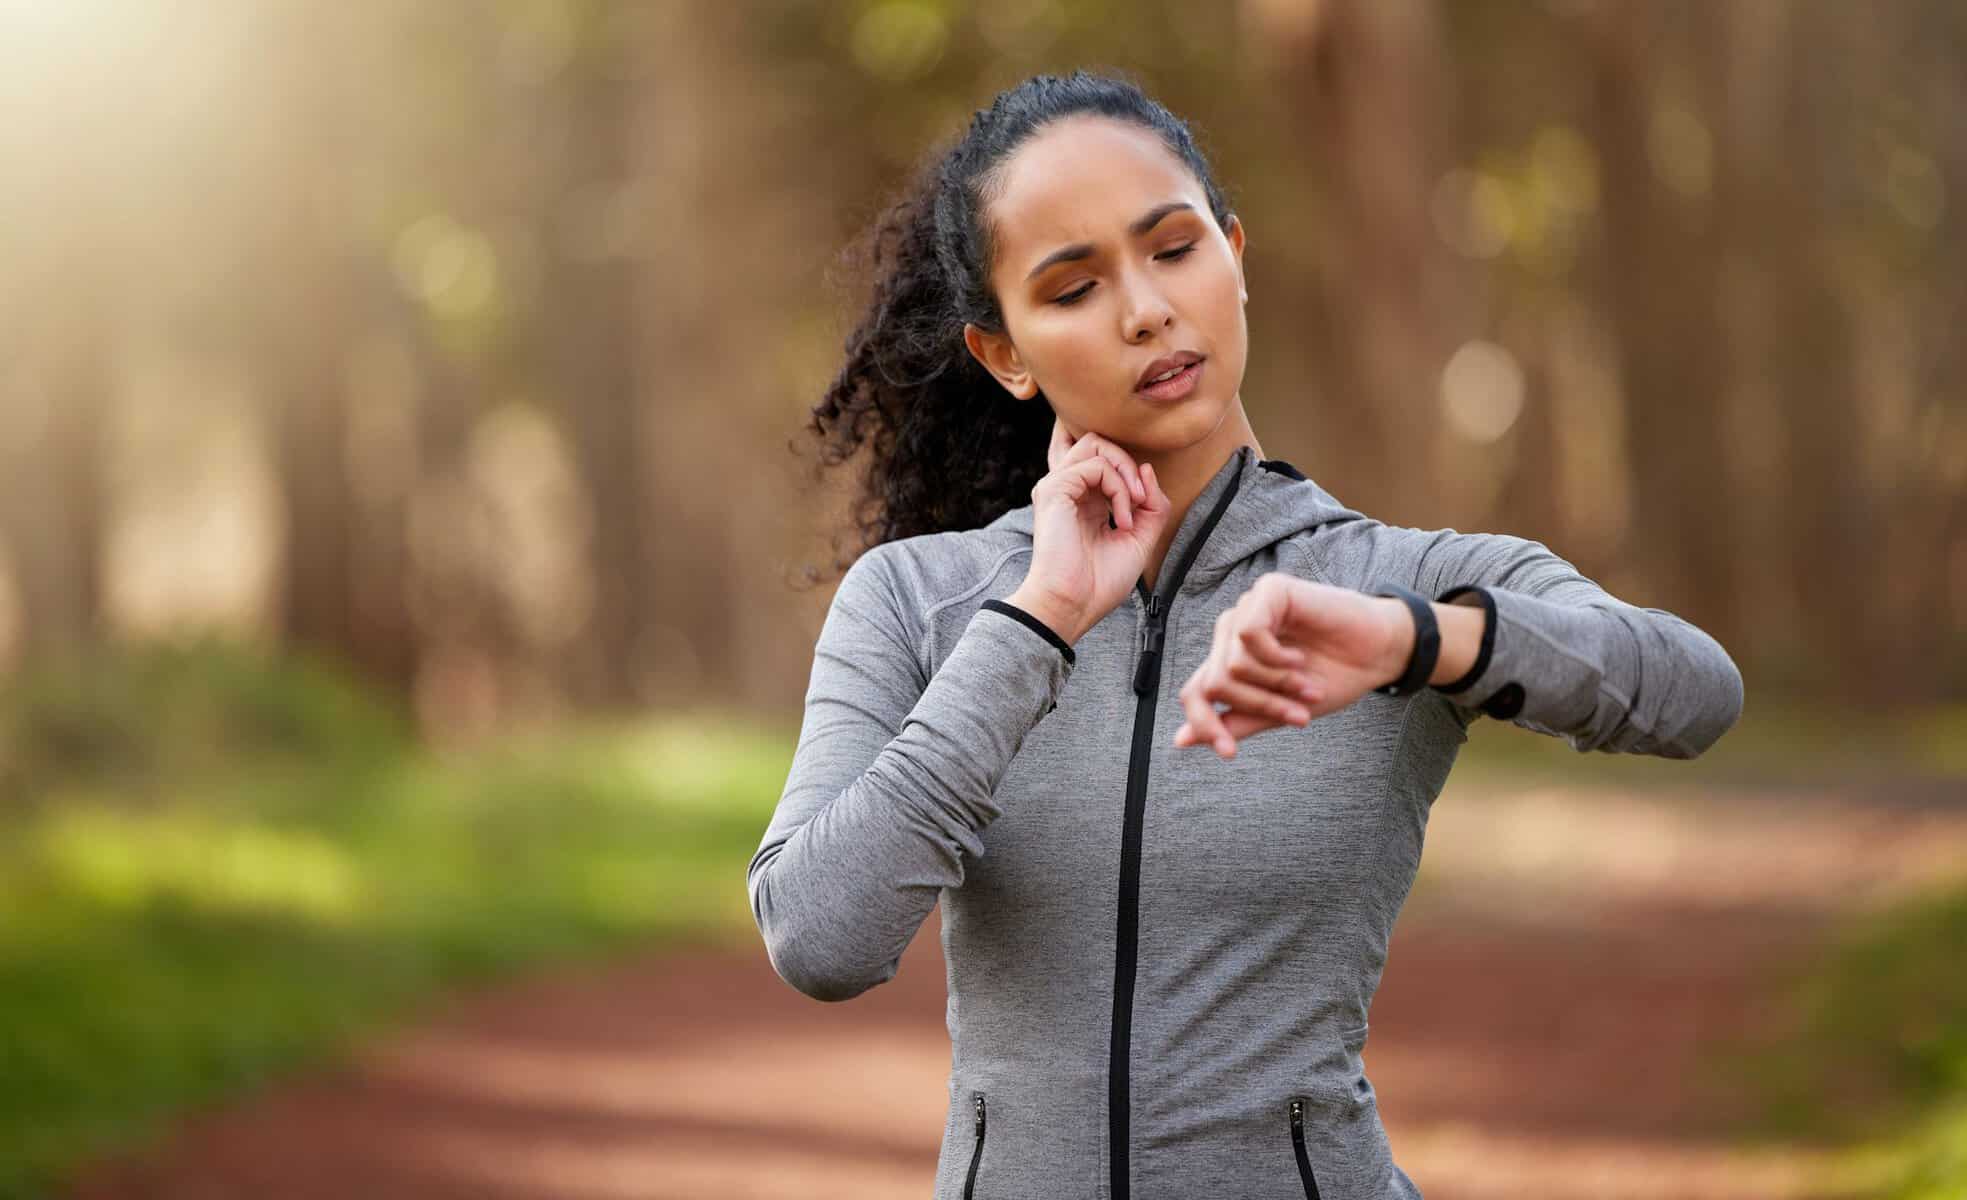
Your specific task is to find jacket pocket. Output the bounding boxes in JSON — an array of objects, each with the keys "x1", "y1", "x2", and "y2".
[
  {"x1": 1287, "y1": 1096, "x2": 1322, "y2": 1200},
  {"x1": 963, "y1": 1092, "x2": 986, "y2": 1200}
]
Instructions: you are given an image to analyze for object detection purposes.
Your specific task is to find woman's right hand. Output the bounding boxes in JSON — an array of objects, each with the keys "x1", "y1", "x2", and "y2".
[{"x1": 1005, "y1": 418, "x2": 1172, "y2": 646}]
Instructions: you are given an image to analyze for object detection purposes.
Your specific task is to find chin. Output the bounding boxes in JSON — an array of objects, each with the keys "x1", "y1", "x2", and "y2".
[{"x1": 1134, "y1": 393, "x2": 1232, "y2": 448}]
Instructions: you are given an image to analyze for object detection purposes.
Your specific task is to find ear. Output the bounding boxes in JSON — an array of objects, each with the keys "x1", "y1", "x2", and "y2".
[
  {"x1": 963, "y1": 322, "x2": 1039, "y2": 400},
  {"x1": 1226, "y1": 214, "x2": 1248, "y2": 304}
]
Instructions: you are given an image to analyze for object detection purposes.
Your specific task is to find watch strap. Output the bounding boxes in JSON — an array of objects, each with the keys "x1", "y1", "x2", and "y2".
[{"x1": 1369, "y1": 584, "x2": 1439, "y2": 697}]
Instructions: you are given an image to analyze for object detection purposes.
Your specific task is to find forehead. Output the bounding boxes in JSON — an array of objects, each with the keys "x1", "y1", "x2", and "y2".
[{"x1": 985, "y1": 115, "x2": 1203, "y2": 273}]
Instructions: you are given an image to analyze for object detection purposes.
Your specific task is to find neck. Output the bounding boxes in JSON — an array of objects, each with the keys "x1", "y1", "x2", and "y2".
[{"x1": 1132, "y1": 398, "x2": 1264, "y2": 591}]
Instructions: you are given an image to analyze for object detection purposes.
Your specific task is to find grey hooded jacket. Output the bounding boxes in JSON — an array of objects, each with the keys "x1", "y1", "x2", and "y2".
[{"x1": 747, "y1": 444, "x2": 1744, "y2": 1200}]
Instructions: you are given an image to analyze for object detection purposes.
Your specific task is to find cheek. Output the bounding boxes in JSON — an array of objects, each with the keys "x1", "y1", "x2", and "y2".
[
  {"x1": 1022, "y1": 320, "x2": 1112, "y2": 394},
  {"x1": 1189, "y1": 258, "x2": 1245, "y2": 317}
]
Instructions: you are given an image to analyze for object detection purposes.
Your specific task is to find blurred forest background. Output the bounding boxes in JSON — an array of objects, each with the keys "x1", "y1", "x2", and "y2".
[
  {"x1": 5, "y1": 2, "x2": 1967, "y2": 1198},
  {"x1": 3, "y1": 0, "x2": 1963, "y2": 728}
]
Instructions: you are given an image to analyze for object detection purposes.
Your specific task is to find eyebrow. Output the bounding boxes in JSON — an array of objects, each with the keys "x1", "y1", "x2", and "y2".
[{"x1": 1022, "y1": 201, "x2": 1197, "y2": 282}]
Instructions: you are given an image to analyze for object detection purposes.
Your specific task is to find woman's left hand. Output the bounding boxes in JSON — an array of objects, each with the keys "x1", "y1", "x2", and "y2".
[{"x1": 1172, "y1": 573, "x2": 1410, "y2": 757}]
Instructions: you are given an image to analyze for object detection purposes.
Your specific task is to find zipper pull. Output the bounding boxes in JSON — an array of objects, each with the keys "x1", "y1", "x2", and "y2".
[
  {"x1": 1290, "y1": 1097, "x2": 1305, "y2": 1131},
  {"x1": 1132, "y1": 593, "x2": 1165, "y2": 696},
  {"x1": 974, "y1": 1094, "x2": 986, "y2": 1135}
]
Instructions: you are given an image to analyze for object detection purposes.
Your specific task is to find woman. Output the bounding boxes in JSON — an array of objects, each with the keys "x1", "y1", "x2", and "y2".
[{"x1": 747, "y1": 71, "x2": 1744, "y2": 1200}]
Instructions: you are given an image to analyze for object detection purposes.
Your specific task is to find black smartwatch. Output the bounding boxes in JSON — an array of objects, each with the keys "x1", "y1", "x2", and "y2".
[{"x1": 1369, "y1": 584, "x2": 1439, "y2": 697}]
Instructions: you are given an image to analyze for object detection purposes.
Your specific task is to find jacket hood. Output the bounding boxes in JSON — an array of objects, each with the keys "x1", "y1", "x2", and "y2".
[{"x1": 983, "y1": 444, "x2": 1367, "y2": 597}]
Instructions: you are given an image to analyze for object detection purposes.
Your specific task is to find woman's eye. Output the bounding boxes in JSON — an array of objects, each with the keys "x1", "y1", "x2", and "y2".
[{"x1": 1053, "y1": 245, "x2": 1193, "y2": 306}]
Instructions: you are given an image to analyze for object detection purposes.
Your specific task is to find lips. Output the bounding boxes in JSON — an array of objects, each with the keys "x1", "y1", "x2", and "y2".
[{"x1": 1136, "y1": 350, "x2": 1205, "y2": 391}]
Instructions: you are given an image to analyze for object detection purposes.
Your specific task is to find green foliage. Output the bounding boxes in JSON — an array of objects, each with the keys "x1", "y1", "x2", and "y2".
[
  {"x1": 0, "y1": 637, "x2": 412, "y2": 810},
  {"x1": 1724, "y1": 880, "x2": 1967, "y2": 1196},
  {"x1": 0, "y1": 649, "x2": 786, "y2": 1199}
]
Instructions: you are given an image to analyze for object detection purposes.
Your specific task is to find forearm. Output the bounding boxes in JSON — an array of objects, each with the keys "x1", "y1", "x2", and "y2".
[
  {"x1": 1372, "y1": 580, "x2": 1743, "y2": 756},
  {"x1": 1378, "y1": 526, "x2": 1745, "y2": 757},
  {"x1": 750, "y1": 603, "x2": 1072, "y2": 1001},
  {"x1": 1390, "y1": 583, "x2": 1743, "y2": 756}
]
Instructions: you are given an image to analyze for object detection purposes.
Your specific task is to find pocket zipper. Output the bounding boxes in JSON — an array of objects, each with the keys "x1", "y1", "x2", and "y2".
[
  {"x1": 963, "y1": 1093, "x2": 986, "y2": 1200},
  {"x1": 1288, "y1": 1097, "x2": 1323, "y2": 1200}
]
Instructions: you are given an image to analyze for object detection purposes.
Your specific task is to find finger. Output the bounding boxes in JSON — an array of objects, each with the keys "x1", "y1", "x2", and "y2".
[
  {"x1": 1059, "y1": 435, "x2": 1127, "y2": 531},
  {"x1": 1048, "y1": 417, "x2": 1072, "y2": 472},
  {"x1": 1061, "y1": 456, "x2": 1133, "y2": 531},
  {"x1": 1222, "y1": 710, "x2": 1284, "y2": 739},
  {"x1": 1226, "y1": 631, "x2": 1304, "y2": 690},
  {"x1": 1187, "y1": 617, "x2": 1245, "y2": 754},
  {"x1": 1093, "y1": 456, "x2": 1140, "y2": 531},
  {"x1": 1206, "y1": 611, "x2": 1310, "y2": 724},
  {"x1": 1177, "y1": 669, "x2": 1235, "y2": 756},
  {"x1": 1096, "y1": 458, "x2": 1134, "y2": 531},
  {"x1": 1173, "y1": 701, "x2": 1240, "y2": 757},
  {"x1": 1176, "y1": 709, "x2": 1283, "y2": 746},
  {"x1": 1226, "y1": 649, "x2": 1307, "y2": 697},
  {"x1": 1061, "y1": 431, "x2": 1146, "y2": 505},
  {"x1": 1141, "y1": 462, "x2": 1168, "y2": 514},
  {"x1": 1074, "y1": 437, "x2": 1145, "y2": 506},
  {"x1": 1202, "y1": 674, "x2": 1313, "y2": 728},
  {"x1": 1238, "y1": 625, "x2": 1306, "y2": 670},
  {"x1": 1120, "y1": 461, "x2": 1171, "y2": 541}
]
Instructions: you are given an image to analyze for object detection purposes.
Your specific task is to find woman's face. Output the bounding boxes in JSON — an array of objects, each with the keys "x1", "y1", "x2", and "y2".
[{"x1": 963, "y1": 115, "x2": 1248, "y2": 454}]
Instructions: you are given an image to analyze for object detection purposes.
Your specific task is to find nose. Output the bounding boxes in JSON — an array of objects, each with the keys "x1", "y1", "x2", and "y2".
[{"x1": 1120, "y1": 272, "x2": 1175, "y2": 343}]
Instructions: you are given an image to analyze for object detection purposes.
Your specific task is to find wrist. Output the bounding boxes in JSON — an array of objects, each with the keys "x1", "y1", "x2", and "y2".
[
  {"x1": 1368, "y1": 587, "x2": 1439, "y2": 695},
  {"x1": 1374, "y1": 597, "x2": 1416, "y2": 681},
  {"x1": 1005, "y1": 585, "x2": 1087, "y2": 647},
  {"x1": 1371, "y1": 592, "x2": 1486, "y2": 691},
  {"x1": 1428, "y1": 600, "x2": 1487, "y2": 686}
]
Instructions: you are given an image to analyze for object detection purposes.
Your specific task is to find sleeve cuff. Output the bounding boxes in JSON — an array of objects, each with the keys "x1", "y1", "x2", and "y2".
[
  {"x1": 1428, "y1": 584, "x2": 1612, "y2": 727},
  {"x1": 979, "y1": 598, "x2": 1076, "y2": 664},
  {"x1": 1428, "y1": 583, "x2": 1531, "y2": 721},
  {"x1": 1431, "y1": 584, "x2": 1496, "y2": 695}
]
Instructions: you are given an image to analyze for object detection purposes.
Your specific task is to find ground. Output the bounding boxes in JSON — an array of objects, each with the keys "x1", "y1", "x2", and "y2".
[{"x1": 67, "y1": 778, "x2": 1967, "y2": 1199}]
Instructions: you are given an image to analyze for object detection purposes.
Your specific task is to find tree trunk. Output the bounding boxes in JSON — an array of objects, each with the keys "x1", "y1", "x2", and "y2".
[{"x1": 1583, "y1": 3, "x2": 1742, "y2": 640}]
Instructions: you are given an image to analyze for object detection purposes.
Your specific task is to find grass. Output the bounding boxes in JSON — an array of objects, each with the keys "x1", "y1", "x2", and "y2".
[
  {"x1": 1717, "y1": 879, "x2": 1967, "y2": 1197},
  {"x1": 0, "y1": 639, "x2": 790, "y2": 1199}
]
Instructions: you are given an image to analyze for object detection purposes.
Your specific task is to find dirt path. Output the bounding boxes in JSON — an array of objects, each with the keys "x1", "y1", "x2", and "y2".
[{"x1": 67, "y1": 780, "x2": 1967, "y2": 1200}]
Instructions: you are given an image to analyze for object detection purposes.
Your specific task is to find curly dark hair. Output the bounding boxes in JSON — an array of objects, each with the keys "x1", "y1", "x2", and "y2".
[{"x1": 799, "y1": 69, "x2": 1236, "y2": 581}]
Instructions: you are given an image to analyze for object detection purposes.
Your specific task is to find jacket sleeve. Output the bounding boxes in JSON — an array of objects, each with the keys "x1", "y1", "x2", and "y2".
[
  {"x1": 1389, "y1": 526, "x2": 1744, "y2": 759},
  {"x1": 746, "y1": 546, "x2": 1074, "y2": 1002}
]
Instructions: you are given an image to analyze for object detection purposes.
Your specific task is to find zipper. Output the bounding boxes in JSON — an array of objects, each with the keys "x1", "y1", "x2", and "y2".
[
  {"x1": 1289, "y1": 1097, "x2": 1323, "y2": 1199},
  {"x1": 1131, "y1": 584, "x2": 1163, "y2": 695},
  {"x1": 1107, "y1": 452, "x2": 1246, "y2": 1200},
  {"x1": 962, "y1": 1093, "x2": 986, "y2": 1200}
]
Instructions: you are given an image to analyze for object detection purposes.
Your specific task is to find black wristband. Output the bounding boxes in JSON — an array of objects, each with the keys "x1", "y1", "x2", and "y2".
[
  {"x1": 1369, "y1": 584, "x2": 1439, "y2": 697},
  {"x1": 980, "y1": 598, "x2": 1076, "y2": 664}
]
